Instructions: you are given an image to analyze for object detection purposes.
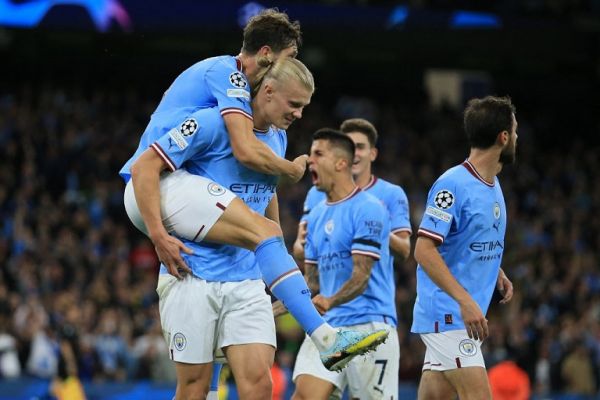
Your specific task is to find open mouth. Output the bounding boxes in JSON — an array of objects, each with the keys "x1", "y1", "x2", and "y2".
[{"x1": 310, "y1": 169, "x2": 318, "y2": 185}]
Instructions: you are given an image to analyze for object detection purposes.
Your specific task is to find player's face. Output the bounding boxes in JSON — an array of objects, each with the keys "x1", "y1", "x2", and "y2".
[
  {"x1": 500, "y1": 113, "x2": 518, "y2": 165},
  {"x1": 264, "y1": 79, "x2": 311, "y2": 130},
  {"x1": 346, "y1": 131, "x2": 377, "y2": 179},
  {"x1": 308, "y1": 140, "x2": 337, "y2": 192}
]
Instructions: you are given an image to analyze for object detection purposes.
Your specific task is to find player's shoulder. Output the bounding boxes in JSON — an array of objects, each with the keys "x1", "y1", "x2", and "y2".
[
  {"x1": 196, "y1": 55, "x2": 237, "y2": 71},
  {"x1": 373, "y1": 176, "x2": 407, "y2": 196},
  {"x1": 187, "y1": 106, "x2": 224, "y2": 125},
  {"x1": 433, "y1": 163, "x2": 470, "y2": 187},
  {"x1": 354, "y1": 189, "x2": 386, "y2": 210}
]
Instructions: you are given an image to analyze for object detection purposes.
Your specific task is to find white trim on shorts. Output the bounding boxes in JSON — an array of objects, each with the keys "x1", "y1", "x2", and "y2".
[
  {"x1": 293, "y1": 321, "x2": 399, "y2": 399},
  {"x1": 124, "y1": 169, "x2": 237, "y2": 242},
  {"x1": 157, "y1": 274, "x2": 276, "y2": 364},
  {"x1": 420, "y1": 329, "x2": 485, "y2": 371}
]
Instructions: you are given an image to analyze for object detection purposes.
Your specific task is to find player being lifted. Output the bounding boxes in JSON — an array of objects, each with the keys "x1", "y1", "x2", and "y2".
[{"x1": 121, "y1": 58, "x2": 389, "y2": 399}]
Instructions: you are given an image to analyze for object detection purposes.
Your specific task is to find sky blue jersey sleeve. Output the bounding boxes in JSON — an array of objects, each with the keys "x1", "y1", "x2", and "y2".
[
  {"x1": 417, "y1": 175, "x2": 461, "y2": 244},
  {"x1": 151, "y1": 108, "x2": 221, "y2": 171},
  {"x1": 205, "y1": 59, "x2": 253, "y2": 121},
  {"x1": 351, "y1": 197, "x2": 387, "y2": 260},
  {"x1": 304, "y1": 209, "x2": 317, "y2": 264},
  {"x1": 387, "y1": 185, "x2": 412, "y2": 234}
]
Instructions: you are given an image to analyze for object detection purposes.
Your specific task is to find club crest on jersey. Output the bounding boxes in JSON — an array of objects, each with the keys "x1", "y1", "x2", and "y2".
[
  {"x1": 180, "y1": 118, "x2": 198, "y2": 136},
  {"x1": 207, "y1": 182, "x2": 226, "y2": 196},
  {"x1": 173, "y1": 332, "x2": 187, "y2": 351},
  {"x1": 434, "y1": 190, "x2": 454, "y2": 210},
  {"x1": 229, "y1": 72, "x2": 248, "y2": 89},
  {"x1": 325, "y1": 219, "x2": 334, "y2": 234},
  {"x1": 493, "y1": 202, "x2": 501, "y2": 219},
  {"x1": 459, "y1": 339, "x2": 477, "y2": 356}
]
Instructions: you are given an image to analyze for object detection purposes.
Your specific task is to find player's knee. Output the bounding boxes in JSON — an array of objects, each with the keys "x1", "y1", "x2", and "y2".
[
  {"x1": 253, "y1": 217, "x2": 283, "y2": 242},
  {"x1": 236, "y1": 372, "x2": 272, "y2": 400},
  {"x1": 177, "y1": 380, "x2": 209, "y2": 400}
]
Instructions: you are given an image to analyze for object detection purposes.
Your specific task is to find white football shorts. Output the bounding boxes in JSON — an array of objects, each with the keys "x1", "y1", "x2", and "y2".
[
  {"x1": 124, "y1": 169, "x2": 237, "y2": 242},
  {"x1": 157, "y1": 274, "x2": 276, "y2": 364},
  {"x1": 420, "y1": 329, "x2": 485, "y2": 371},
  {"x1": 293, "y1": 321, "x2": 399, "y2": 400}
]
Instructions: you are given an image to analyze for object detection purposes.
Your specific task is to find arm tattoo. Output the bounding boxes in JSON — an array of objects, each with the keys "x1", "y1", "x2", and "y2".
[
  {"x1": 330, "y1": 254, "x2": 374, "y2": 308},
  {"x1": 304, "y1": 263, "x2": 320, "y2": 294}
]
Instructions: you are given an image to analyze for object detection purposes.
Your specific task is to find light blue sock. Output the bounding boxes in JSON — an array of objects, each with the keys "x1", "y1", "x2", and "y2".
[{"x1": 255, "y1": 237, "x2": 325, "y2": 335}]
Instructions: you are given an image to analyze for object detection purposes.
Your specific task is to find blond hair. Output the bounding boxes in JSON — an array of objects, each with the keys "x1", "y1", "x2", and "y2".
[{"x1": 253, "y1": 57, "x2": 314, "y2": 97}]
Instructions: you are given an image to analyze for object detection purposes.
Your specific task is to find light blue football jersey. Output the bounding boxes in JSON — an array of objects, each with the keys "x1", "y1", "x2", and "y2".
[
  {"x1": 304, "y1": 188, "x2": 396, "y2": 327},
  {"x1": 120, "y1": 55, "x2": 252, "y2": 181},
  {"x1": 411, "y1": 160, "x2": 507, "y2": 333},
  {"x1": 302, "y1": 176, "x2": 411, "y2": 234},
  {"x1": 123, "y1": 106, "x2": 285, "y2": 282}
]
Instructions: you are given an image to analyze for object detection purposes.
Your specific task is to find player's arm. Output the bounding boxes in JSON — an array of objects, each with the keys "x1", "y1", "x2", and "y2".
[
  {"x1": 414, "y1": 236, "x2": 488, "y2": 340},
  {"x1": 292, "y1": 220, "x2": 307, "y2": 262},
  {"x1": 312, "y1": 254, "x2": 374, "y2": 314},
  {"x1": 304, "y1": 261, "x2": 319, "y2": 294},
  {"x1": 264, "y1": 193, "x2": 280, "y2": 224},
  {"x1": 130, "y1": 149, "x2": 192, "y2": 279},
  {"x1": 389, "y1": 231, "x2": 411, "y2": 261},
  {"x1": 223, "y1": 114, "x2": 307, "y2": 182},
  {"x1": 496, "y1": 267, "x2": 513, "y2": 304}
]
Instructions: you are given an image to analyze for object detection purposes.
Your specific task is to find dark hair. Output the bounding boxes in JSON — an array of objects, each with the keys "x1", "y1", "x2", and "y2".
[
  {"x1": 464, "y1": 96, "x2": 516, "y2": 149},
  {"x1": 242, "y1": 9, "x2": 302, "y2": 54},
  {"x1": 313, "y1": 128, "x2": 355, "y2": 164},
  {"x1": 340, "y1": 118, "x2": 378, "y2": 147}
]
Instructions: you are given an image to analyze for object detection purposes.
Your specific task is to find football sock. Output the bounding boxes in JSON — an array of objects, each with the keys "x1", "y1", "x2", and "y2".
[{"x1": 255, "y1": 236, "x2": 336, "y2": 351}]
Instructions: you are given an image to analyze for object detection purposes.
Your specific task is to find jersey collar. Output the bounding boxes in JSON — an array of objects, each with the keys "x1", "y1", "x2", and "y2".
[
  {"x1": 362, "y1": 175, "x2": 377, "y2": 191},
  {"x1": 462, "y1": 160, "x2": 495, "y2": 187},
  {"x1": 326, "y1": 186, "x2": 361, "y2": 205}
]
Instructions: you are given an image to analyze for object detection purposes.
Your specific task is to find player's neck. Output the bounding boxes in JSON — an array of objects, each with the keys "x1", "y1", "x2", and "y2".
[
  {"x1": 326, "y1": 177, "x2": 357, "y2": 203},
  {"x1": 252, "y1": 107, "x2": 269, "y2": 131},
  {"x1": 237, "y1": 53, "x2": 257, "y2": 85},
  {"x1": 467, "y1": 149, "x2": 501, "y2": 183},
  {"x1": 354, "y1": 172, "x2": 373, "y2": 189}
]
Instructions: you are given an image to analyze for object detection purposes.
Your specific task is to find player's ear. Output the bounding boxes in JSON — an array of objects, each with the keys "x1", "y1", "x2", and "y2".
[
  {"x1": 496, "y1": 130, "x2": 509, "y2": 146},
  {"x1": 256, "y1": 45, "x2": 274, "y2": 67},
  {"x1": 370, "y1": 147, "x2": 378, "y2": 162}
]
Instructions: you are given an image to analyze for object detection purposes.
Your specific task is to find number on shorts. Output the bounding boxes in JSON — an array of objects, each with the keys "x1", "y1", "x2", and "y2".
[{"x1": 375, "y1": 359, "x2": 388, "y2": 385}]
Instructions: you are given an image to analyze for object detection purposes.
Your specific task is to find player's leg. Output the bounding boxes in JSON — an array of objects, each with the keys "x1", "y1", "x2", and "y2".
[
  {"x1": 418, "y1": 330, "x2": 488, "y2": 400},
  {"x1": 173, "y1": 362, "x2": 213, "y2": 400},
  {"x1": 291, "y1": 335, "x2": 344, "y2": 400},
  {"x1": 345, "y1": 322, "x2": 399, "y2": 399},
  {"x1": 224, "y1": 344, "x2": 274, "y2": 400},
  {"x1": 443, "y1": 367, "x2": 491, "y2": 400},
  {"x1": 418, "y1": 371, "x2": 456, "y2": 400},
  {"x1": 292, "y1": 375, "x2": 336, "y2": 400},
  {"x1": 157, "y1": 274, "x2": 219, "y2": 399},
  {"x1": 217, "y1": 279, "x2": 276, "y2": 400},
  {"x1": 128, "y1": 172, "x2": 388, "y2": 370},
  {"x1": 211, "y1": 197, "x2": 389, "y2": 367}
]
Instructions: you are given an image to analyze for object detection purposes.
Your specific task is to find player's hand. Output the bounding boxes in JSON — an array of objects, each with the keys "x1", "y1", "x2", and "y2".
[
  {"x1": 151, "y1": 232, "x2": 193, "y2": 280},
  {"x1": 287, "y1": 154, "x2": 308, "y2": 183},
  {"x1": 497, "y1": 269, "x2": 513, "y2": 304},
  {"x1": 272, "y1": 300, "x2": 289, "y2": 318},
  {"x1": 459, "y1": 299, "x2": 488, "y2": 341},
  {"x1": 312, "y1": 295, "x2": 333, "y2": 315},
  {"x1": 297, "y1": 221, "x2": 307, "y2": 246}
]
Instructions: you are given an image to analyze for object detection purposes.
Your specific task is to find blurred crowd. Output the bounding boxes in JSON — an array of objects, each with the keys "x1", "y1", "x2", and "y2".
[{"x1": 0, "y1": 85, "x2": 599, "y2": 398}]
